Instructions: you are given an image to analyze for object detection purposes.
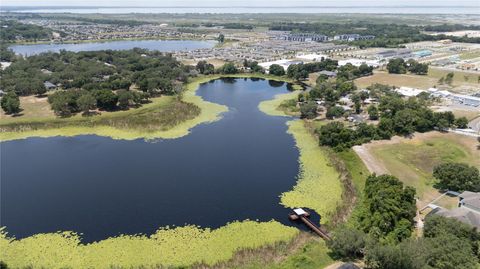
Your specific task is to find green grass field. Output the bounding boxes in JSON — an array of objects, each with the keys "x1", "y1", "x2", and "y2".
[
  {"x1": 354, "y1": 69, "x2": 479, "y2": 90},
  {"x1": 367, "y1": 132, "x2": 480, "y2": 202}
]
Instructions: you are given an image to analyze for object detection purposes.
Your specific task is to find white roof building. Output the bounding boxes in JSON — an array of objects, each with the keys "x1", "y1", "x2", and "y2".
[
  {"x1": 296, "y1": 53, "x2": 329, "y2": 61},
  {"x1": 395, "y1": 86, "x2": 425, "y2": 97},
  {"x1": 338, "y1": 58, "x2": 380, "y2": 67}
]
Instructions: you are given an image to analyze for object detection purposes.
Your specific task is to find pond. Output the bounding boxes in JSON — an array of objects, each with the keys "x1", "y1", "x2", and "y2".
[
  {"x1": 0, "y1": 78, "x2": 318, "y2": 243},
  {"x1": 9, "y1": 39, "x2": 215, "y2": 56}
]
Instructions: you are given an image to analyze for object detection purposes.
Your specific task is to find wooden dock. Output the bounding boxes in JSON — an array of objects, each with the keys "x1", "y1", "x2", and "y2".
[{"x1": 289, "y1": 208, "x2": 331, "y2": 240}]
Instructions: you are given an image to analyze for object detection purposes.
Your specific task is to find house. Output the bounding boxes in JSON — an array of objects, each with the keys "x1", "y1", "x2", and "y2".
[
  {"x1": 281, "y1": 33, "x2": 329, "y2": 42},
  {"x1": 430, "y1": 191, "x2": 480, "y2": 230},
  {"x1": 318, "y1": 70, "x2": 337, "y2": 78},
  {"x1": 395, "y1": 86, "x2": 425, "y2": 97},
  {"x1": 432, "y1": 207, "x2": 480, "y2": 230},
  {"x1": 413, "y1": 50, "x2": 433, "y2": 58},
  {"x1": 459, "y1": 191, "x2": 480, "y2": 213},
  {"x1": 44, "y1": 81, "x2": 57, "y2": 90},
  {"x1": 334, "y1": 34, "x2": 375, "y2": 41}
]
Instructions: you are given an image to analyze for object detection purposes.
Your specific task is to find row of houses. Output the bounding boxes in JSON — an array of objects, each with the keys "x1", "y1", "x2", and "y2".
[
  {"x1": 277, "y1": 33, "x2": 375, "y2": 43},
  {"x1": 394, "y1": 86, "x2": 480, "y2": 107}
]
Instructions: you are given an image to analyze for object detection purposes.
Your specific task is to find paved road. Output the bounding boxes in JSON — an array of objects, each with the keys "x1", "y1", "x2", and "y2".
[{"x1": 468, "y1": 116, "x2": 480, "y2": 133}]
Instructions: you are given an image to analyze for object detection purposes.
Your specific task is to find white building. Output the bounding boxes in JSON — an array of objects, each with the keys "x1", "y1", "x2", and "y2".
[
  {"x1": 395, "y1": 87, "x2": 425, "y2": 97},
  {"x1": 338, "y1": 58, "x2": 380, "y2": 67}
]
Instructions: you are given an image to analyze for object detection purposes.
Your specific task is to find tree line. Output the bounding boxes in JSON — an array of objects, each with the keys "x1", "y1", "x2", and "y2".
[
  {"x1": 387, "y1": 58, "x2": 429, "y2": 75},
  {"x1": 0, "y1": 20, "x2": 53, "y2": 42},
  {"x1": 0, "y1": 49, "x2": 191, "y2": 116}
]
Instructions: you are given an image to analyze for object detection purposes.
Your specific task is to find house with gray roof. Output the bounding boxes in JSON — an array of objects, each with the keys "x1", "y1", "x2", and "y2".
[
  {"x1": 430, "y1": 191, "x2": 480, "y2": 230},
  {"x1": 44, "y1": 81, "x2": 57, "y2": 90},
  {"x1": 459, "y1": 191, "x2": 480, "y2": 213},
  {"x1": 433, "y1": 207, "x2": 480, "y2": 230}
]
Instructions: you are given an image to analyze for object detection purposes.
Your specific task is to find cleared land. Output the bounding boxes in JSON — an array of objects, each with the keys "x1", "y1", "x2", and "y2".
[
  {"x1": 355, "y1": 71, "x2": 438, "y2": 89},
  {"x1": 354, "y1": 132, "x2": 480, "y2": 207},
  {"x1": 354, "y1": 69, "x2": 480, "y2": 92}
]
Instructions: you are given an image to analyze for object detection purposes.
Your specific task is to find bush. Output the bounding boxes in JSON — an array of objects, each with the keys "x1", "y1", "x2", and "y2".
[{"x1": 327, "y1": 227, "x2": 367, "y2": 259}]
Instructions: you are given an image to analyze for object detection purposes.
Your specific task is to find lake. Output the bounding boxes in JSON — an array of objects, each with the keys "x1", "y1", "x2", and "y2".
[
  {"x1": 9, "y1": 39, "x2": 216, "y2": 56},
  {"x1": 0, "y1": 78, "x2": 317, "y2": 243}
]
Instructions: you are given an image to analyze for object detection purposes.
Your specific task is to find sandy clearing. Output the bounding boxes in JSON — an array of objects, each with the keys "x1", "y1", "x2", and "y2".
[{"x1": 353, "y1": 145, "x2": 388, "y2": 175}]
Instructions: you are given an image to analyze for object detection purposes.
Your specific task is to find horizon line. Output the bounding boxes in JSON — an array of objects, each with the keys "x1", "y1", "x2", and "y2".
[{"x1": 2, "y1": 5, "x2": 479, "y2": 8}]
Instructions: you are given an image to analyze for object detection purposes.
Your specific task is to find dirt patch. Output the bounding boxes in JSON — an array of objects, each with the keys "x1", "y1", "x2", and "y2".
[{"x1": 352, "y1": 145, "x2": 388, "y2": 175}]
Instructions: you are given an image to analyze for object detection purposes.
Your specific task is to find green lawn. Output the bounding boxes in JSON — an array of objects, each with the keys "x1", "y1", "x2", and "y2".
[{"x1": 368, "y1": 133, "x2": 479, "y2": 201}]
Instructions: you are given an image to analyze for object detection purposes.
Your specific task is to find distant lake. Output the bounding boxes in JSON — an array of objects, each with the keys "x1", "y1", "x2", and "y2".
[
  {"x1": 0, "y1": 78, "x2": 317, "y2": 243},
  {"x1": 9, "y1": 39, "x2": 215, "y2": 56},
  {"x1": 5, "y1": 6, "x2": 480, "y2": 14}
]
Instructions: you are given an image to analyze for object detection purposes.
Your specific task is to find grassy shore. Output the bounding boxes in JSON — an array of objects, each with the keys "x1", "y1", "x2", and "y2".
[
  {"x1": 0, "y1": 74, "x2": 300, "y2": 142},
  {"x1": 0, "y1": 221, "x2": 298, "y2": 269},
  {"x1": 1, "y1": 74, "x2": 328, "y2": 269},
  {"x1": 281, "y1": 120, "x2": 343, "y2": 223}
]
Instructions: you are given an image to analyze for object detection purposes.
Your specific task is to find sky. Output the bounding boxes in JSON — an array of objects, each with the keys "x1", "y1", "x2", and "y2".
[{"x1": 2, "y1": 0, "x2": 479, "y2": 6}]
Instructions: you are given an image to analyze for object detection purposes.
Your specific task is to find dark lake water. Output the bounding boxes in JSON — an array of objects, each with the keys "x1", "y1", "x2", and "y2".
[
  {"x1": 9, "y1": 40, "x2": 215, "y2": 56},
  {"x1": 0, "y1": 78, "x2": 318, "y2": 243}
]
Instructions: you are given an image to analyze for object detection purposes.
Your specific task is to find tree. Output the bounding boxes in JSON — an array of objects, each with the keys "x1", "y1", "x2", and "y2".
[
  {"x1": 326, "y1": 106, "x2": 345, "y2": 119},
  {"x1": 327, "y1": 227, "x2": 367, "y2": 260},
  {"x1": 392, "y1": 109, "x2": 417, "y2": 135},
  {"x1": 217, "y1": 33, "x2": 225, "y2": 43},
  {"x1": 77, "y1": 92, "x2": 96, "y2": 114},
  {"x1": 387, "y1": 58, "x2": 406, "y2": 74},
  {"x1": 1, "y1": 91, "x2": 21, "y2": 114},
  {"x1": 359, "y1": 63, "x2": 373, "y2": 76},
  {"x1": 48, "y1": 90, "x2": 80, "y2": 117},
  {"x1": 367, "y1": 105, "x2": 379, "y2": 120},
  {"x1": 196, "y1": 60, "x2": 215, "y2": 75},
  {"x1": 117, "y1": 90, "x2": 133, "y2": 109},
  {"x1": 94, "y1": 89, "x2": 118, "y2": 110},
  {"x1": 317, "y1": 121, "x2": 356, "y2": 149},
  {"x1": 433, "y1": 162, "x2": 480, "y2": 191},
  {"x1": 359, "y1": 174, "x2": 416, "y2": 241},
  {"x1": 300, "y1": 101, "x2": 317, "y2": 119},
  {"x1": 445, "y1": 72, "x2": 454, "y2": 85},
  {"x1": 219, "y1": 62, "x2": 238, "y2": 74},
  {"x1": 455, "y1": 117, "x2": 469, "y2": 128},
  {"x1": 268, "y1": 64, "x2": 285, "y2": 76},
  {"x1": 425, "y1": 233, "x2": 478, "y2": 269}
]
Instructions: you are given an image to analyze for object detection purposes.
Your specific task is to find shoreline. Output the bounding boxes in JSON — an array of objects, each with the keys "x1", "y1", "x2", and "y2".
[
  {"x1": 0, "y1": 75, "x2": 332, "y2": 269},
  {"x1": 8, "y1": 37, "x2": 216, "y2": 46},
  {"x1": 0, "y1": 74, "x2": 299, "y2": 142}
]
